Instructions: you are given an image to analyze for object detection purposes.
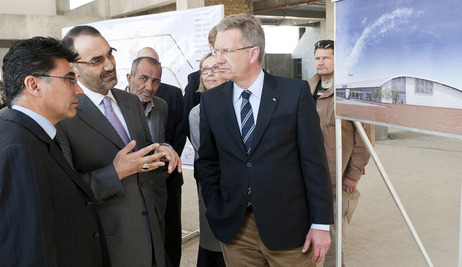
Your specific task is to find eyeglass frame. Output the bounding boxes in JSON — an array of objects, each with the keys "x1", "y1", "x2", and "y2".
[
  {"x1": 211, "y1": 45, "x2": 256, "y2": 57},
  {"x1": 200, "y1": 65, "x2": 221, "y2": 74},
  {"x1": 74, "y1": 47, "x2": 117, "y2": 66},
  {"x1": 32, "y1": 74, "x2": 78, "y2": 85}
]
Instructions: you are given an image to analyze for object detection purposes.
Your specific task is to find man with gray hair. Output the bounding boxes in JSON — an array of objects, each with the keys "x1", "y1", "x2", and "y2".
[
  {"x1": 127, "y1": 56, "x2": 168, "y2": 144},
  {"x1": 135, "y1": 47, "x2": 186, "y2": 267},
  {"x1": 197, "y1": 14, "x2": 334, "y2": 266}
]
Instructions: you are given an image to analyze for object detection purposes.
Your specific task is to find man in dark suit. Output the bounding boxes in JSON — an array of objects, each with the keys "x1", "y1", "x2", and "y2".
[
  {"x1": 59, "y1": 26, "x2": 181, "y2": 267},
  {"x1": 137, "y1": 47, "x2": 187, "y2": 267},
  {"x1": 0, "y1": 36, "x2": 110, "y2": 266},
  {"x1": 197, "y1": 14, "x2": 334, "y2": 266}
]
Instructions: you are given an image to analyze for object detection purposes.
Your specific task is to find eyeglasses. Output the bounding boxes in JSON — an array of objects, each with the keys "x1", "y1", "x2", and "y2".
[
  {"x1": 33, "y1": 74, "x2": 78, "y2": 85},
  {"x1": 314, "y1": 40, "x2": 334, "y2": 50},
  {"x1": 200, "y1": 66, "x2": 220, "y2": 74},
  {"x1": 212, "y1": 45, "x2": 256, "y2": 57},
  {"x1": 74, "y1": 47, "x2": 117, "y2": 66}
]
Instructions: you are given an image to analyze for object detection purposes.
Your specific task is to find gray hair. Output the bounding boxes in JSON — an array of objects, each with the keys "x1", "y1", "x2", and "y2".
[
  {"x1": 130, "y1": 57, "x2": 162, "y2": 76},
  {"x1": 216, "y1": 14, "x2": 265, "y2": 63}
]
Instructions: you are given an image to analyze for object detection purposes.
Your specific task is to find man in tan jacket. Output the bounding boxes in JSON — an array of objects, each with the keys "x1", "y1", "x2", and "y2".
[{"x1": 308, "y1": 40, "x2": 375, "y2": 267}]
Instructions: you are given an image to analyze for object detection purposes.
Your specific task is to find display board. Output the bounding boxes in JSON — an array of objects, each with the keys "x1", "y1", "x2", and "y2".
[
  {"x1": 335, "y1": 0, "x2": 462, "y2": 137},
  {"x1": 63, "y1": 5, "x2": 224, "y2": 92}
]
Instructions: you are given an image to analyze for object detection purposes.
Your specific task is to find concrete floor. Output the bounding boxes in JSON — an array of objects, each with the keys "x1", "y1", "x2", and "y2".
[{"x1": 179, "y1": 127, "x2": 462, "y2": 266}]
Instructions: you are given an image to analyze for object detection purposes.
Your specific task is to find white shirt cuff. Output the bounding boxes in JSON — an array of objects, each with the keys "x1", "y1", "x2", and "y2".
[{"x1": 311, "y1": 224, "x2": 330, "y2": 231}]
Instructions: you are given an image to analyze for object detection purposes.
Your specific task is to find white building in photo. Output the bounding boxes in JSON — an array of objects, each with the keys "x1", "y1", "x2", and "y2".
[{"x1": 336, "y1": 75, "x2": 462, "y2": 109}]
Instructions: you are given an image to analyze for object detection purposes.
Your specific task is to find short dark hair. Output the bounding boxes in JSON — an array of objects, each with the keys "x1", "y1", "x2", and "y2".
[
  {"x1": 314, "y1": 40, "x2": 334, "y2": 54},
  {"x1": 2, "y1": 36, "x2": 79, "y2": 105},
  {"x1": 62, "y1": 25, "x2": 102, "y2": 52},
  {"x1": 130, "y1": 57, "x2": 162, "y2": 76}
]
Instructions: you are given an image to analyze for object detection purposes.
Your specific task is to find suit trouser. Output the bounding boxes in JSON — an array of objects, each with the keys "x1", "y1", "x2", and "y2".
[
  {"x1": 320, "y1": 190, "x2": 360, "y2": 267},
  {"x1": 164, "y1": 172, "x2": 183, "y2": 267},
  {"x1": 221, "y1": 208, "x2": 316, "y2": 267}
]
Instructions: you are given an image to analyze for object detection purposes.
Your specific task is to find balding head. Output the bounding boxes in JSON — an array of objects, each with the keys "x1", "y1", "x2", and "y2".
[{"x1": 136, "y1": 47, "x2": 159, "y2": 61}]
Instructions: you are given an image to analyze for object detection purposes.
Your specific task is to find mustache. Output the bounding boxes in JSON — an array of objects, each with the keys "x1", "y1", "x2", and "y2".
[{"x1": 101, "y1": 70, "x2": 116, "y2": 78}]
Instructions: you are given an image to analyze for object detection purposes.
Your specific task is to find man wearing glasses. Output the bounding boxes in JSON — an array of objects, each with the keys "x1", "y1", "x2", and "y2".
[
  {"x1": 309, "y1": 40, "x2": 374, "y2": 267},
  {"x1": 0, "y1": 36, "x2": 110, "y2": 266},
  {"x1": 196, "y1": 14, "x2": 334, "y2": 266},
  {"x1": 59, "y1": 25, "x2": 181, "y2": 267}
]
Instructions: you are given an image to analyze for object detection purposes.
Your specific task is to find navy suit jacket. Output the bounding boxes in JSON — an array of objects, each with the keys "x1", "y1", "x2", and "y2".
[
  {"x1": 197, "y1": 71, "x2": 334, "y2": 250},
  {"x1": 0, "y1": 110, "x2": 110, "y2": 266},
  {"x1": 155, "y1": 83, "x2": 186, "y2": 156}
]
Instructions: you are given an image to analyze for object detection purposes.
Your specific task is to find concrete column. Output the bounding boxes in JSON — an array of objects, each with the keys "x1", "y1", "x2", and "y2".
[
  {"x1": 177, "y1": 0, "x2": 205, "y2": 10},
  {"x1": 326, "y1": 0, "x2": 335, "y2": 40},
  {"x1": 205, "y1": 0, "x2": 252, "y2": 16}
]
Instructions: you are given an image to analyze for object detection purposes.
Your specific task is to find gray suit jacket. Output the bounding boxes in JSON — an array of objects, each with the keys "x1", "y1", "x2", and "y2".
[
  {"x1": 59, "y1": 88, "x2": 167, "y2": 267},
  {"x1": 146, "y1": 96, "x2": 168, "y2": 143}
]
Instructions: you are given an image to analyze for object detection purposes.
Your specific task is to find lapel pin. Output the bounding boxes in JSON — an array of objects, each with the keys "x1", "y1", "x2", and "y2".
[{"x1": 272, "y1": 98, "x2": 276, "y2": 102}]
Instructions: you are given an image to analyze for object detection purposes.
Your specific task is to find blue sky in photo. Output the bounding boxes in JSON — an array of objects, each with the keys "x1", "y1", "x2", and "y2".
[{"x1": 335, "y1": 0, "x2": 462, "y2": 90}]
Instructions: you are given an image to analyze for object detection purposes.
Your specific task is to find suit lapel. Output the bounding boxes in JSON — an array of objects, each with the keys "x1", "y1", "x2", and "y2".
[
  {"x1": 9, "y1": 110, "x2": 94, "y2": 197},
  {"x1": 112, "y1": 89, "x2": 138, "y2": 147},
  {"x1": 249, "y1": 72, "x2": 280, "y2": 157},
  {"x1": 77, "y1": 94, "x2": 126, "y2": 149},
  {"x1": 220, "y1": 82, "x2": 247, "y2": 155}
]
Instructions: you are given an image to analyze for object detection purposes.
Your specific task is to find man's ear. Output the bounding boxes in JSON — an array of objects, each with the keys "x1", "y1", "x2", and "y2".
[
  {"x1": 126, "y1": 73, "x2": 132, "y2": 85},
  {"x1": 249, "y1": 46, "x2": 261, "y2": 64},
  {"x1": 23, "y1": 75, "x2": 41, "y2": 96}
]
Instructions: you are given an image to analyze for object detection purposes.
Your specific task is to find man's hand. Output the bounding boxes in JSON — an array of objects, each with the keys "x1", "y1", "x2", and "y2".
[
  {"x1": 302, "y1": 228, "x2": 331, "y2": 263},
  {"x1": 113, "y1": 141, "x2": 168, "y2": 180},
  {"x1": 156, "y1": 144, "x2": 182, "y2": 174},
  {"x1": 343, "y1": 177, "x2": 359, "y2": 192}
]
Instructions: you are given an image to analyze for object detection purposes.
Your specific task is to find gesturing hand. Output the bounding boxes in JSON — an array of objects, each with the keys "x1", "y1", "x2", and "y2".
[{"x1": 113, "y1": 141, "x2": 168, "y2": 180}]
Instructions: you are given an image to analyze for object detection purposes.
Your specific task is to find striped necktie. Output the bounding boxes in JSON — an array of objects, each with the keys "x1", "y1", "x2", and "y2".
[{"x1": 240, "y1": 90, "x2": 255, "y2": 154}]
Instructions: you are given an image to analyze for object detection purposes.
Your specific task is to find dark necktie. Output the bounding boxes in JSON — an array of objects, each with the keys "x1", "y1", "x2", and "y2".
[
  {"x1": 102, "y1": 96, "x2": 131, "y2": 145},
  {"x1": 240, "y1": 90, "x2": 255, "y2": 154},
  {"x1": 53, "y1": 131, "x2": 74, "y2": 169},
  {"x1": 240, "y1": 90, "x2": 255, "y2": 207}
]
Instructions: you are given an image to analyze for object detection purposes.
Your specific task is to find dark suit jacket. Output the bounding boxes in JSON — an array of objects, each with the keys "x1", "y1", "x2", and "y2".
[
  {"x1": 147, "y1": 96, "x2": 168, "y2": 143},
  {"x1": 0, "y1": 110, "x2": 110, "y2": 267},
  {"x1": 59, "y1": 89, "x2": 166, "y2": 267},
  {"x1": 155, "y1": 83, "x2": 186, "y2": 156},
  {"x1": 197, "y1": 72, "x2": 334, "y2": 251},
  {"x1": 0, "y1": 106, "x2": 9, "y2": 120},
  {"x1": 183, "y1": 70, "x2": 201, "y2": 138}
]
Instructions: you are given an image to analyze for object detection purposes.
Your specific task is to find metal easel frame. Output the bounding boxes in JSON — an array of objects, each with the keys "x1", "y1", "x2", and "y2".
[{"x1": 334, "y1": 119, "x2": 434, "y2": 266}]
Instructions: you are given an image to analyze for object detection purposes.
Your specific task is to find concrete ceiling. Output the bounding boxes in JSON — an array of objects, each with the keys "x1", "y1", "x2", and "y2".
[{"x1": 253, "y1": 0, "x2": 326, "y2": 27}]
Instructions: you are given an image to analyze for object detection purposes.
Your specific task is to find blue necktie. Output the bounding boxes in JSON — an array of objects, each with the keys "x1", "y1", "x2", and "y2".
[{"x1": 240, "y1": 90, "x2": 255, "y2": 154}]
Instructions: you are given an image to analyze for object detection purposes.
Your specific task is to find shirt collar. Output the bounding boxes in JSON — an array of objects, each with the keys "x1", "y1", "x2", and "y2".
[
  {"x1": 12, "y1": 105, "x2": 56, "y2": 139},
  {"x1": 79, "y1": 81, "x2": 117, "y2": 107},
  {"x1": 233, "y1": 69, "x2": 264, "y2": 104}
]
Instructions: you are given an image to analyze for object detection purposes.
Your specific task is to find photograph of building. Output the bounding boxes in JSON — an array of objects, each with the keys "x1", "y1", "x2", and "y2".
[{"x1": 335, "y1": 0, "x2": 462, "y2": 137}]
